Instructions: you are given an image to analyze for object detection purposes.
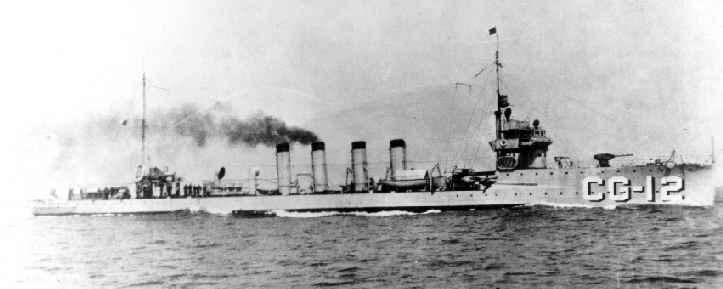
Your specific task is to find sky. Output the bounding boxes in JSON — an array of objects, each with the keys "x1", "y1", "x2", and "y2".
[{"x1": 0, "y1": 0, "x2": 721, "y2": 206}]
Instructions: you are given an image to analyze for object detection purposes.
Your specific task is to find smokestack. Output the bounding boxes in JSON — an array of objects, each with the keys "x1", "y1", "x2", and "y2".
[
  {"x1": 311, "y1": 141, "x2": 328, "y2": 193},
  {"x1": 276, "y1": 142, "x2": 292, "y2": 195},
  {"x1": 350, "y1": 141, "x2": 368, "y2": 192},
  {"x1": 389, "y1": 139, "x2": 407, "y2": 180}
]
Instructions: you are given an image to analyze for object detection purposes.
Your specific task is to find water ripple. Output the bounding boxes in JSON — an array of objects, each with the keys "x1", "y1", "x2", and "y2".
[{"x1": 17, "y1": 204, "x2": 723, "y2": 288}]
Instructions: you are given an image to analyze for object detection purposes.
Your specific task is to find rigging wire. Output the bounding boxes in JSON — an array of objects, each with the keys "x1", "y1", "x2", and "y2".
[
  {"x1": 455, "y1": 61, "x2": 497, "y2": 167},
  {"x1": 456, "y1": 88, "x2": 483, "y2": 166}
]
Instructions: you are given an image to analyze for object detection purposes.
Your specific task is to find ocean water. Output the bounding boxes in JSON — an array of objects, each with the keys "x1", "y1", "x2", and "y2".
[{"x1": 9, "y1": 204, "x2": 723, "y2": 289}]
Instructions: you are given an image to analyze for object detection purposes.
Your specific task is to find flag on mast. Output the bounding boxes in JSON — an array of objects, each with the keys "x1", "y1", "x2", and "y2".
[{"x1": 489, "y1": 26, "x2": 497, "y2": 35}]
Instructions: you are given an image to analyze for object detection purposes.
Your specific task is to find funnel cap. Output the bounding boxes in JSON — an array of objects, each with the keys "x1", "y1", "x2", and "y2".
[
  {"x1": 351, "y1": 141, "x2": 366, "y2": 149},
  {"x1": 276, "y1": 142, "x2": 290, "y2": 153}
]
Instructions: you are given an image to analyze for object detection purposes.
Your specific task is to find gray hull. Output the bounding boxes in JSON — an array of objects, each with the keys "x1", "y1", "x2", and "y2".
[{"x1": 32, "y1": 163, "x2": 713, "y2": 216}]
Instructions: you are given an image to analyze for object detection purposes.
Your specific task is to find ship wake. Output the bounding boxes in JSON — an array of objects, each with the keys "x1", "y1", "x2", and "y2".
[
  {"x1": 525, "y1": 202, "x2": 618, "y2": 210},
  {"x1": 272, "y1": 209, "x2": 442, "y2": 218}
]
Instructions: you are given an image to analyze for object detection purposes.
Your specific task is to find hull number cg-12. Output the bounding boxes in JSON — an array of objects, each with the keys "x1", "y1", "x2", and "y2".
[{"x1": 582, "y1": 176, "x2": 683, "y2": 202}]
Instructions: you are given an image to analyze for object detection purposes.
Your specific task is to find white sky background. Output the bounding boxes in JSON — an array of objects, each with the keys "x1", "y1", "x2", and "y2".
[{"x1": 0, "y1": 0, "x2": 721, "y2": 208}]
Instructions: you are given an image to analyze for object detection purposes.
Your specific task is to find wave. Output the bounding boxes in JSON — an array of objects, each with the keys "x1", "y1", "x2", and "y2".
[
  {"x1": 88, "y1": 213, "x2": 132, "y2": 217},
  {"x1": 525, "y1": 202, "x2": 617, "y2": 210},
  {"x1": 273, "y1": 209, "x2": 442, "y2": 218},
  {"x1": 625, "y1": 275, "x2": 699, "y2": 284},
  {"x1": 272, "y1": 211, "x2": 340, "y2": 218},
  {"x1": 201, "y1": 208, "x2": 232, "y2": 215},
  {"x1": 354, "y1": 209, "x2": 441, "y2": 217}
]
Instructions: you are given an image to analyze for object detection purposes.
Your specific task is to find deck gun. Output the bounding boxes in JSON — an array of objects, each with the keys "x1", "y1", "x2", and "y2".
[{"x1": 593, "y1": 153, "x2": 633, "y2": 167}]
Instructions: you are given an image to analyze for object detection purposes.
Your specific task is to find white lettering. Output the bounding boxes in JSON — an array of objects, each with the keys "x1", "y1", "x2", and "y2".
[
  {"x1": 609, "y1": 176, "x2": 631, "y2": 202},
  {"x1": 582, "y1": 175, "x2": 684, "y2": 203},
  {"x1": 660, "y1": 176, "x2": 684, "y2": 202},
  {"x1": 582, "y1": 176, "x2": 604, "y2": 201},
  {"x1": 644, "y1": 176, "x2": 655, "y2": 202}
]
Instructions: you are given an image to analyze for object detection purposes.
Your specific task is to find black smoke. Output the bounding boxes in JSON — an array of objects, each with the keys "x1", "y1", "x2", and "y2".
[
  {"x1": 221, "y1": 114, "x2": 319, "y2": 147},
  {"x1": 48, "y1": 103, "x2": 320, "y2": 184},
  {"x1": 161, "y1": 105, "x2": 216, "y2": 146},
  {"x1": 158, "y1": 104, "x2": 319, "y2": 147}
]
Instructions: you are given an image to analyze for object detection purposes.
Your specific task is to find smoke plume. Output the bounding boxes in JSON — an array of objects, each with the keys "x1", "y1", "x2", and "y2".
[
  {"x1": 158, "y1": 104, "x2": 319, "y2": 147},
  {"x1": 221, "y1": 114, "x2": 319, "y2": 147},
  {"x1": 47, "y1": 103, "x2": 320, "y2": 185}
]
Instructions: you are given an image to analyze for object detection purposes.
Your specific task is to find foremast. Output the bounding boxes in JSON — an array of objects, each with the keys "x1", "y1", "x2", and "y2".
[
  {"x1": 487, "y1": 27, "x2": 553, "y2": 171},
  {"x1": 141, "y1": 73, "x2": 147, "y2": 168}
]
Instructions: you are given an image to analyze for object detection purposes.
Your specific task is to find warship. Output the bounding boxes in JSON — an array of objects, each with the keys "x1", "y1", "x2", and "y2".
[{"x1": 32, "y1": 27, "x2": 715, "y2": 216}]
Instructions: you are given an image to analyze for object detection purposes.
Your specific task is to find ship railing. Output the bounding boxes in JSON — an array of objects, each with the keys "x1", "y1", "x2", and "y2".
[
  {"x1": 551, "y1": 153, "x2": 713, "y2": 169},
  {"x1": 200, "y1": 178, "x2": 279, "y2": 195}
]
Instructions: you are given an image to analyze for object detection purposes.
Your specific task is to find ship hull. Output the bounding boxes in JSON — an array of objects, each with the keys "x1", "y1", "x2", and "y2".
[
  {"x1": 493, "y1": 163, "x2": 714, "y2": 207},
  {"x1": 32, "y1": 163, "x2": 714, "y2": 216},
  {"x1": 33, "y1": 191, "x2": 523, "y2": 216},
  {"x1": 33, "y1": 177, "x2": 713, "y2": 216}
]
